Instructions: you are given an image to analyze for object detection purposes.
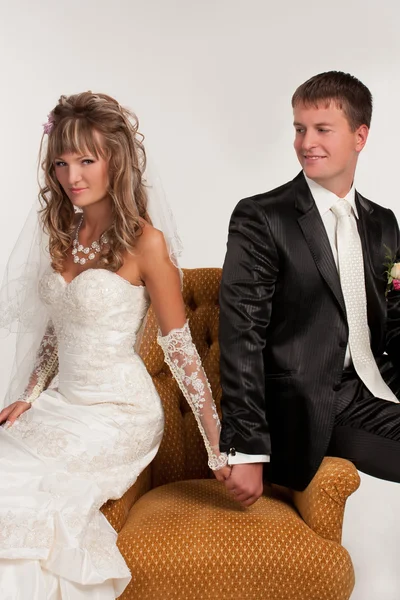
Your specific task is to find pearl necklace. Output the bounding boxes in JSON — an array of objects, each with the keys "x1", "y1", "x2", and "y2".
[{"x1": 72, "y1": 215, "x2": 109, "y2": 265}]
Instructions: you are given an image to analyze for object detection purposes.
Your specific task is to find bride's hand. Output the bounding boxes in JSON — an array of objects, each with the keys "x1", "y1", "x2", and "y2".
[
  {"x1": 213, "y1": 465, "x2": 232, "y2": 482},
  {"x1": 0, "y1": 401, "x2": 31, "y2": 428}
]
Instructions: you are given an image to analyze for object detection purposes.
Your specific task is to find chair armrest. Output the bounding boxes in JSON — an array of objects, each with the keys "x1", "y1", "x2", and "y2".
[
  {"x1": 101, "y1": 465, "x2": 152, "y2": 532},
  {"x1": 291, "y1": 457, "x2": 360, "y2": 543}
]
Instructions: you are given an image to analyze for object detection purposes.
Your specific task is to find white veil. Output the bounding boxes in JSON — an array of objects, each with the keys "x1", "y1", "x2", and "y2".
[
  {"x1": 144, "y1": 158, "x2": 183, "y2": 272},
  {"x1": 0, "y1": 159, "x2": 183, "y2": 407},
  {"x1": 0, "y1": 202, "x2": 51, "y2": 406}
]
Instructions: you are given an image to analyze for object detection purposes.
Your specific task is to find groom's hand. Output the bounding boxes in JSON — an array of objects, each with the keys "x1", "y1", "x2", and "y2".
[{"x1": 224, "y1": 463, "x2": 264, "y2": 507}]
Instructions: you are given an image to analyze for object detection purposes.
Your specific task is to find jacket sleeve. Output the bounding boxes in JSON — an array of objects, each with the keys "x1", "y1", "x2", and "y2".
[{"x1": 219, "y1": 197, "x2": 279, "y2": 457}]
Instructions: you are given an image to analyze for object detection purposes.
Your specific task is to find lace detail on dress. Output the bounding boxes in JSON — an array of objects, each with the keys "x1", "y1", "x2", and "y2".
[
  {"x1": 157, "y1": 321, "x2": 227, "y2": 470},
  {"x1": 82, "y1": 518, "x2": 130, "y2": 577},
  {"x1": 0, "y1": 510, "x2": 53, "y2": 551},
  {"x1": 7, "y1": 404, "x2": 158, "y2": 505},
  {"x1": 8, "y1": 416, "x2": 69, "y2": 458},
  {"x1": 38, "y1": 268, "x2": 150, "y2": 389},
  {"x1": 18, "y1": 320, "x2": 58, "y2": 404}
]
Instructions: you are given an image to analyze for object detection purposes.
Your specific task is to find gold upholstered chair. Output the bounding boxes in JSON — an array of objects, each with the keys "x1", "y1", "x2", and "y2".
[{"x1": 101, "y1": 268, "x2": 360, "y2": 600}]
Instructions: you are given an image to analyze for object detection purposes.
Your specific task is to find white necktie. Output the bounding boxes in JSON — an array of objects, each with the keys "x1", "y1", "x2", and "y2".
[{"x1": 331, "y1": 199, "x2": 398, "y2": 403}]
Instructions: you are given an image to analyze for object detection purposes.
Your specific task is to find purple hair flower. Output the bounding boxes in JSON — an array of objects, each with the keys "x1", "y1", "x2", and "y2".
[{"x1": 43, "y1": 112, "x2": 55, "y2": 135}]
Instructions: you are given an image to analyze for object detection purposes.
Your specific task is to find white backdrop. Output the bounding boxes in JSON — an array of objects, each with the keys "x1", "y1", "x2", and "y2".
[{"x1": 1, "y1": 1, "x2": 399, "y2": 598}]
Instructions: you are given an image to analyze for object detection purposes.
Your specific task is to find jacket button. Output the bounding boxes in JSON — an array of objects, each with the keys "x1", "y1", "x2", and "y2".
[
  {"x1": 339, "y1": 341, "x2": 346, "y2": 348},
  {"x1": 333, "y1": 383, "x2": 341, "y2": 391},
  {"x1": 229, "y1": 447, "x2": 236, "y2": 456}
]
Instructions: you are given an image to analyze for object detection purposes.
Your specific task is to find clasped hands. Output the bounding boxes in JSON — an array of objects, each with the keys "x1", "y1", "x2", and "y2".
[{"x1": 214, "y1": 462, "x2": 264, "y2": 507}]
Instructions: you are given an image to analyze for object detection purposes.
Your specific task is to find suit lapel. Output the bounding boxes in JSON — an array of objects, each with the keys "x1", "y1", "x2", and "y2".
[
  {"x1": 292, "y1": 173, "x2": 385, "y2": 338},
  {"x1": 356, "y1": 192, "x2": 382, "y2": 272},
  {"x1": 356, "y1": 193, "x2": 385, "y2": 346},
  {"x1": 294, "y1": 173, "x2": 346, "y2": 316}
]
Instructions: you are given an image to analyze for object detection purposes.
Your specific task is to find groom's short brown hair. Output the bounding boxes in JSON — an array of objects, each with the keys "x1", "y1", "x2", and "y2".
[{"x1": 292, "y1": 71, "x2": 373, "y2": 131}]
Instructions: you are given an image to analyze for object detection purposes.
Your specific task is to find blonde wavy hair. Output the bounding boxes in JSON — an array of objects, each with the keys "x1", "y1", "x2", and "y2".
[{"x1": 39, "y1": 92, "x2": 150, "y2": 272}]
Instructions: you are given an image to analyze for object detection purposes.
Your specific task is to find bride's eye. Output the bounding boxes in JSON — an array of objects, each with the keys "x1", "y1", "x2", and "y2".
[
  {"x1": 54, "y1": 161, "x2": 66, "y2": 168},
  {"x1": 82, "y1": 159, "x2": 95, "y2": 165}
]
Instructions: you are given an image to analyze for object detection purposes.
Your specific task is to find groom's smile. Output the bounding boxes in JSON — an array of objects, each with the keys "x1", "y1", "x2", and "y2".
[{"x1": 303, "y1": 154, "x2": 327, "y2": 161}]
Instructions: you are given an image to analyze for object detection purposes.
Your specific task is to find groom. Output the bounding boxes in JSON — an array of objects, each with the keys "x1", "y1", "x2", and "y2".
[{"x1": 219, "y1": 71, "x2": 400, "y2": 506}]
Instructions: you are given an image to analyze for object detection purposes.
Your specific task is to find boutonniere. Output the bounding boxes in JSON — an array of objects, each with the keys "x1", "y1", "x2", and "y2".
[{"x1": 384, "y1": 246, "x2": 400, "y2": 296}]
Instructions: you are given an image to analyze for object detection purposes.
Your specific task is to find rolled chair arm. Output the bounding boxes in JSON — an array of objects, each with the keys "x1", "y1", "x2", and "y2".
[
  {"x1": 291, "y1": 457, "x2": 360, "y2": 543},
  {"x1": 101, "y1": 465, "x2": 152, "y2": 533}
]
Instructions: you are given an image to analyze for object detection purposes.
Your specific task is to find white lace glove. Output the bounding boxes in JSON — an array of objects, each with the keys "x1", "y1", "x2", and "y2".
[
  {"x1": 157, "y1": 321, "x2": 228, "y2": 470},
  {"x1": 18, "y1": 320, "x2": 59, "y2": 404}
]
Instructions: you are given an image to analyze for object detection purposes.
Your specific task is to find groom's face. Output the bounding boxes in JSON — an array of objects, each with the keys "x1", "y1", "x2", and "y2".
[{"x1": 293, "y1": 101, "x2": 367, "y2": 191}]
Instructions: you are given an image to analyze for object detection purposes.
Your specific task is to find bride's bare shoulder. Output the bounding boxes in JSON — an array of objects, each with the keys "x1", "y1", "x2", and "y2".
[{"x1": 135, "y1": 220, "x2": 168, "y2": 257}]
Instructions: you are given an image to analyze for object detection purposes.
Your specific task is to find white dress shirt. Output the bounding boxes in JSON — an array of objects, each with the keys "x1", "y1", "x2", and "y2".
[{"x1": 228, "y1": 174, "x2": 357, "y2": 465}]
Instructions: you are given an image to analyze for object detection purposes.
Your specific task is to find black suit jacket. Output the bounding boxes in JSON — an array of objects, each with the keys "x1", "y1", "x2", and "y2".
[{"x1": 219, "y1": 172, "x2": 400, "y2": 490}]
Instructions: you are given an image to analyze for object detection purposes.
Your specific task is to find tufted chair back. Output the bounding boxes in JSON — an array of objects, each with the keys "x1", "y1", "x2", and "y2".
[
  {"x1": 103, "y1": 267, "x2": 359, "y2": 600},
  {"x1": 139, "y1": 268, "x2": 222, "y2": 488}
]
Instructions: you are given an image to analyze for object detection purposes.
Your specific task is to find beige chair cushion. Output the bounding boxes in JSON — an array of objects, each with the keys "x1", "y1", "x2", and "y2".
[{"x1": 117, "y1": 480, "x2": 354, "y2": 600}]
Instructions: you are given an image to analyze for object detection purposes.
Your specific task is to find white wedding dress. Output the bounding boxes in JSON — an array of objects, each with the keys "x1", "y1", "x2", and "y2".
[{"x1": 0, "y1": 267, "x2": 224, "y2": 600}]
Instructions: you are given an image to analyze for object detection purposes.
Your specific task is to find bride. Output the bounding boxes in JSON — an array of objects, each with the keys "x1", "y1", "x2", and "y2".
[{"x1": 0, "y1": 92, "x2": 230, "y2": 599}]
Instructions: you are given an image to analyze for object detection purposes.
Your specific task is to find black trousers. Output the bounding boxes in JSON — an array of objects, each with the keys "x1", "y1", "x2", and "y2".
[{"x1": 328, "y1": 358, "x2": 400, "y2": 483}]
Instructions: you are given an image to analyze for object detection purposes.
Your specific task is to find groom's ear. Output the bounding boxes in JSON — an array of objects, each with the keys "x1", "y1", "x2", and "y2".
[{"x1": 355, "y1": 124, "x2": 369, "y2": 153}]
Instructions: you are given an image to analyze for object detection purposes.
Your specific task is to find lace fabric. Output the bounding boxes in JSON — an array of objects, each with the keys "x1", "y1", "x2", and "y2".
[
  {"x1": 157, "y1": 321, "x2": 228, "y2": 470},
  {"x1": 18, "y1": 321, "x2": 59, "y2": 404}
]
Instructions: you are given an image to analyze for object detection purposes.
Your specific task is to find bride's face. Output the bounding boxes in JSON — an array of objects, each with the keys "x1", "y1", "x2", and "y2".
[{"x1": 54, "y1": 150, "x2": 110, "y2": 209}]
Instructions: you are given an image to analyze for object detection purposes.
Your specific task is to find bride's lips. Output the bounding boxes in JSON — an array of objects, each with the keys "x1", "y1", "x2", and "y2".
[{"x1": 70, "y1": 188, "x2": 88, "y2": 194}]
